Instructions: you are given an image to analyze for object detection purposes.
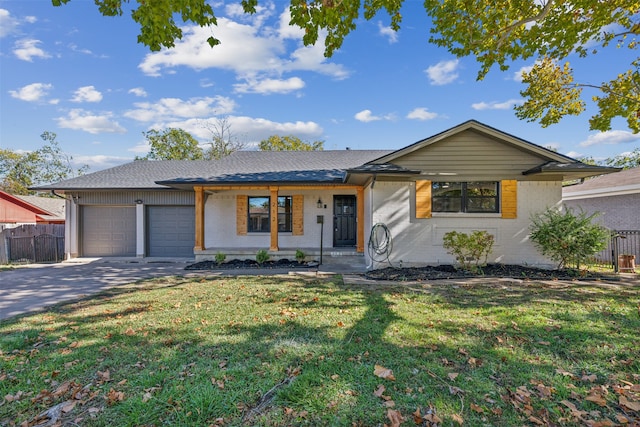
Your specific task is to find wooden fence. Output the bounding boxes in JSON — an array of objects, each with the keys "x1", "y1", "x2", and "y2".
[{"x1": 0, "y1": 224, "x2": 65, "y2": 264}]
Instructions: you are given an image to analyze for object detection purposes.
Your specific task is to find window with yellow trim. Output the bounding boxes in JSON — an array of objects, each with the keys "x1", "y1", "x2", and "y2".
[
  {"x1": 432, "y1": 182, "x2": 499, "y2": 213},
  {"x1": 248, "y1": 196, "x2": 292, "y2": 232}
]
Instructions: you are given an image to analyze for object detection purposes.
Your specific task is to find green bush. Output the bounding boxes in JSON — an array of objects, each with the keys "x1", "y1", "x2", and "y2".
[
  {"x1": 214, "y1": 251, "x2": 226, "y2": 265},
  {"x1": 529, "y1": 206, "x2": 609, "y2": 269},
  {"x1": 295, "y1": 249, "x2": 305, "y2": 263},
  {"x1": 442, "y1": 230, "x2": 494, "y2": 272},
  {"x1": 256, "y1": 249, "x2": 270, "y2": 265}
]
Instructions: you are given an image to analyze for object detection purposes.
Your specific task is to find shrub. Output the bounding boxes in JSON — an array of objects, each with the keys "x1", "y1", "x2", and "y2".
[
  {"x1": 442, "y1": 230, "x2": 494, "y2": 272},
  {"x1": 295, "y1": 249, "x2": 305, "y2": 263},
  {"x1": 214, "y1": 251, "x2": 226, "y2": 265},
  {"x1": 256, "y1": 249, "x2": 270, "y2": 265},
  {"x1": 529, "y1": 206, "x2": 609, "y2": 269}
]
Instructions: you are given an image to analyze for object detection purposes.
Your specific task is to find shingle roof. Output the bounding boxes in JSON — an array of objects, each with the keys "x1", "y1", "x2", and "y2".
[
  {"x1": 14, "y1": 195, "x2": 66, "y2": 219},
  {"x1": 563, "y1": 166, "x2": 640, "y2": 195},
  {"x1": 33, "y1": 150, "x2": 392, "y2": 190}
]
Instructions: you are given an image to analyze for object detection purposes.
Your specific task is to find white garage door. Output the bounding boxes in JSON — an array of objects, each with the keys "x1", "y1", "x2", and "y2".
[
  {"x1": 147, "y1": 206, "x2": 195, "y2": 257},
  {"x1": 81, "y1": 206, "x2": 136, "y2": 257}
]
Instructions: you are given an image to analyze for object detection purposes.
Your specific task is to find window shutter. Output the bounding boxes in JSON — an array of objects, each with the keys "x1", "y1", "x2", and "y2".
[
  {"x1": 501, "y1": 180, "x2": 517, "y2": 219},
  {"x1": 293, "y1": 195, "x2": 304, "y2": 236},
  {"x1": 416, "y1": 180, "x2": 432, "y2": 218},
  {"x1": 236, "y1": 195, "x2": 247, "y2": 235}
]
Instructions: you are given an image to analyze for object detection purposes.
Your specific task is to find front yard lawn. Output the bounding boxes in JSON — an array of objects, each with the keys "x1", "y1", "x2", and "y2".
[{"x1": 1, "y1": 275, "x2": 639, "y2": 426}]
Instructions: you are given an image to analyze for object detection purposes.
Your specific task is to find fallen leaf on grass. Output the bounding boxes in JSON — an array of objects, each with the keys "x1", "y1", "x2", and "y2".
[
  {"x1": 386, "y1": 408, "x2": 404, "y2": 427},
  {"x1": 619, "y1": 395, "x2": 640, "y2": 411},
  {"x1": 106, "y1": 389, "x2": 125, "y2": 405},
  {"x1": 561, "y1": 400, "x2": 588, "y2": 419},
  {"x1": 470, "y1": 403, "x2": 484, "y2": 413},
  {"x1": 448, "y1": 372, "x2": 459, "y2": 381},
  {"x1": 374, "y1": 365, "x2": 395, "y2": 381},
  {"x1": 449, "y1": 386, "x2": 464, "y2": 396},
  {"x1": 450, "y1": 413, "x2": 464, "y2": 425},
  {"x1": 373, "y1": 385, "x2": 386, "y2": 398},
  {"x1": 585, "y1": 393, "x2": 607, "y2": 407}
]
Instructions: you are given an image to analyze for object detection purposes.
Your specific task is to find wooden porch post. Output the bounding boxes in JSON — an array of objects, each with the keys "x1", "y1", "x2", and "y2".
[
  {"x1": 357, "y1": 187, "x2": 364, "y2": 253},
  {"x1": 194, "y1": 186, "x2": 205, "y2": 251},
  {"x1": 270, "y1": 187, "x2": 279, "y2": 251}
]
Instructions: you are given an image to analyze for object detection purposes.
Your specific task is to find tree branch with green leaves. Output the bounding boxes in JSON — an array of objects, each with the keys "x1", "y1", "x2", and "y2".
[{"x1": 52, "y1": 0, "x2": 639, "y2": 132}]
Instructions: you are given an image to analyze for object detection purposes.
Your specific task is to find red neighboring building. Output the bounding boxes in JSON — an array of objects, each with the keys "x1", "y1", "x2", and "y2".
[{"x1": 0, "y1": 191, "x2": 65, "y2": 225}]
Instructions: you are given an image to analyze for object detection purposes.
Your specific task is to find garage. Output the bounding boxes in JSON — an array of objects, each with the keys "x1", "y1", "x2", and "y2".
[
  {"x1": 146, "y1": 206, "x2": 195, "y2": 257},
  {"x1": 81, "y1": 206, "x2": 136, "y2": 257}
]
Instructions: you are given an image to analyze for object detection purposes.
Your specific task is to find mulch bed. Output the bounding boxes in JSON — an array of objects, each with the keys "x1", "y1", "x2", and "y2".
[
  {"x1": 185, "y1": 260, "x2": 615, "y2": 282},
  {"x1": 364, "y1": 263, "x2": 613, "y2": 281},
  {"x1": 185, "y1": 259, "x2": 313, "y2": 270}
]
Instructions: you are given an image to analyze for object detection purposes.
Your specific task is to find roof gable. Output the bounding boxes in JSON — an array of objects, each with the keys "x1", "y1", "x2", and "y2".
[{"x1": 370, "y1": 120, "x2": 574, "y2": 165}]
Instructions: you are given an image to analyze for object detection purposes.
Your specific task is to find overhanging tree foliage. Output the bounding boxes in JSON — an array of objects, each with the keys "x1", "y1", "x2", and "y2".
[{"x1": 52, "y1": 0, "x2": 639, "y2": 132}]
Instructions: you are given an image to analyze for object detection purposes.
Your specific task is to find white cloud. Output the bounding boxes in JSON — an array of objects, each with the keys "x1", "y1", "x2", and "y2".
[
  {"x1": 406, "y1": 107, "x2": 439, "y2": 121},
  {"x1": 378, "y1": 21, "x2": 398, "y2": 44},
  {"x1": 71, "y1": 86, "x2": 103, "y2": 103},
  {"x1": 354, "y1": 110, "x2": 395, "y2": 123},
  {"x1": 234, "y1": 77, "x2": 305, "y2": 94},
  {"x1": 580, "y1": 130, "x2": 640, "y2": 147},
  {"x1": 128, "y1": 87, "x2": 148, "y2": 97},
  {"x1": 425, "y1": 59, "x2": 459, "y2": 85},
  {"x1": 471, "y1": 99, "x2": 523, "y2": 110},
  {"x1": 13, "y1": 38, "x2": 50, "y2": 61},
  {"x1": 56, "y1": 109, "x2": 126, "y2": 134},
  {"x1": 124, "y1": 96, "x2": 237, "y2": 122},
  {"x1": 138, "y1": 15, "x2": 348, "y2": 80},
  {"x1": 158, "y1": 115, "x2": 323, "y2": 145},
  {"x1": 513, "y1": 64, "x2": 534, "y2": 82},
  {"x1": 277, "y1": 8, "x2": 304, "y2": 40},
  {"x1": 565, "y1": 150, "x2": 583, "y2": 158},
  {"x1": 8, "y1": 82, "x2": 53, "y2": 102},
  {"x1": 0, "y1": 9, "x2": 18, "y2": 37}
]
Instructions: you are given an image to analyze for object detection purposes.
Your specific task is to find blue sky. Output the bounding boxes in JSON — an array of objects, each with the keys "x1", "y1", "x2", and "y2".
[{"x1": 1, "y1": 0, "x2": 638, "y2": 173}]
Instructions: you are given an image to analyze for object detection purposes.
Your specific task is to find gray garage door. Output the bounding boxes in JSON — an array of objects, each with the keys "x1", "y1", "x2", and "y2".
[
  {"x1": 81, "y1": 206, "x2": 136, "y2": 257},
  {"x1": 146, "y1": 206, "x2": 195, "y2": 257}
]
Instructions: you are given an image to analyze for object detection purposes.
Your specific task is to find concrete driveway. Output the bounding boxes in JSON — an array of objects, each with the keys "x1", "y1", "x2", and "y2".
[{"x1": 0, "y1": 258, "x2": 200, "y2": 320}]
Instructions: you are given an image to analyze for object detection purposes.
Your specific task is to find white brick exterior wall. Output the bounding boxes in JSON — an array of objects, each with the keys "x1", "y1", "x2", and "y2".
[{"x1": 365, "y1": 180, "x2": 561, "y2": 269}]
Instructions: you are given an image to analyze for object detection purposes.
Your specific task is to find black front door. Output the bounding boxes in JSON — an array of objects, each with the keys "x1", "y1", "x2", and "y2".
[{"x1": 333, "y1": 195, "x2": 356, "y2": 247}]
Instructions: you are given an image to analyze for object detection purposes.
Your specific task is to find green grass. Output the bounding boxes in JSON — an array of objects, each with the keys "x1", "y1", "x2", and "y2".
[{"x1": 1, "y1": 275, "x2": 639, "y2": 426}]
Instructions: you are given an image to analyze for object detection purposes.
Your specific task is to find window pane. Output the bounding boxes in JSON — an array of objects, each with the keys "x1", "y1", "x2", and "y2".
[
  {"x1": 467, "y1": 197, "x2": 497, "y2": 212},
  {"x1": 277, "y1": 196, "x2": 292, "y2": 232},
  {"x1": 432, "y1": 182, "x2": 462, "y2": 197},
  {"x1": 433, "y1": 197, "x2": 462, "y2": 212},
  {"x1": 466, "y1": 182, "x2": 499, "y2": 213},
  {"x1": 432, "y1": 182, "x2": 462, "y2": 212},
  {"x1": 248, "y1": 197, "x2": 270, "y2": 232},
  {"x1": 467, "y1": 182, "x2": 497, "y2": 196}
]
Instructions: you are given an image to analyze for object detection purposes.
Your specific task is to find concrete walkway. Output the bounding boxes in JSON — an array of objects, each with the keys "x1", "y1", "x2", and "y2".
[{"x1": 0, "y1": 258, "x2": 365, "y2": 320}]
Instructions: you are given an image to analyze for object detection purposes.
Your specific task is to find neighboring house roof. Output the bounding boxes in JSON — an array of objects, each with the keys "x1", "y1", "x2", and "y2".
[
  {"x1": 563, "y1": 167, "x2": 640, "y2": 200},
  {"x1": 0, "y1": 190, "x2": 65, "y2": 223}
]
